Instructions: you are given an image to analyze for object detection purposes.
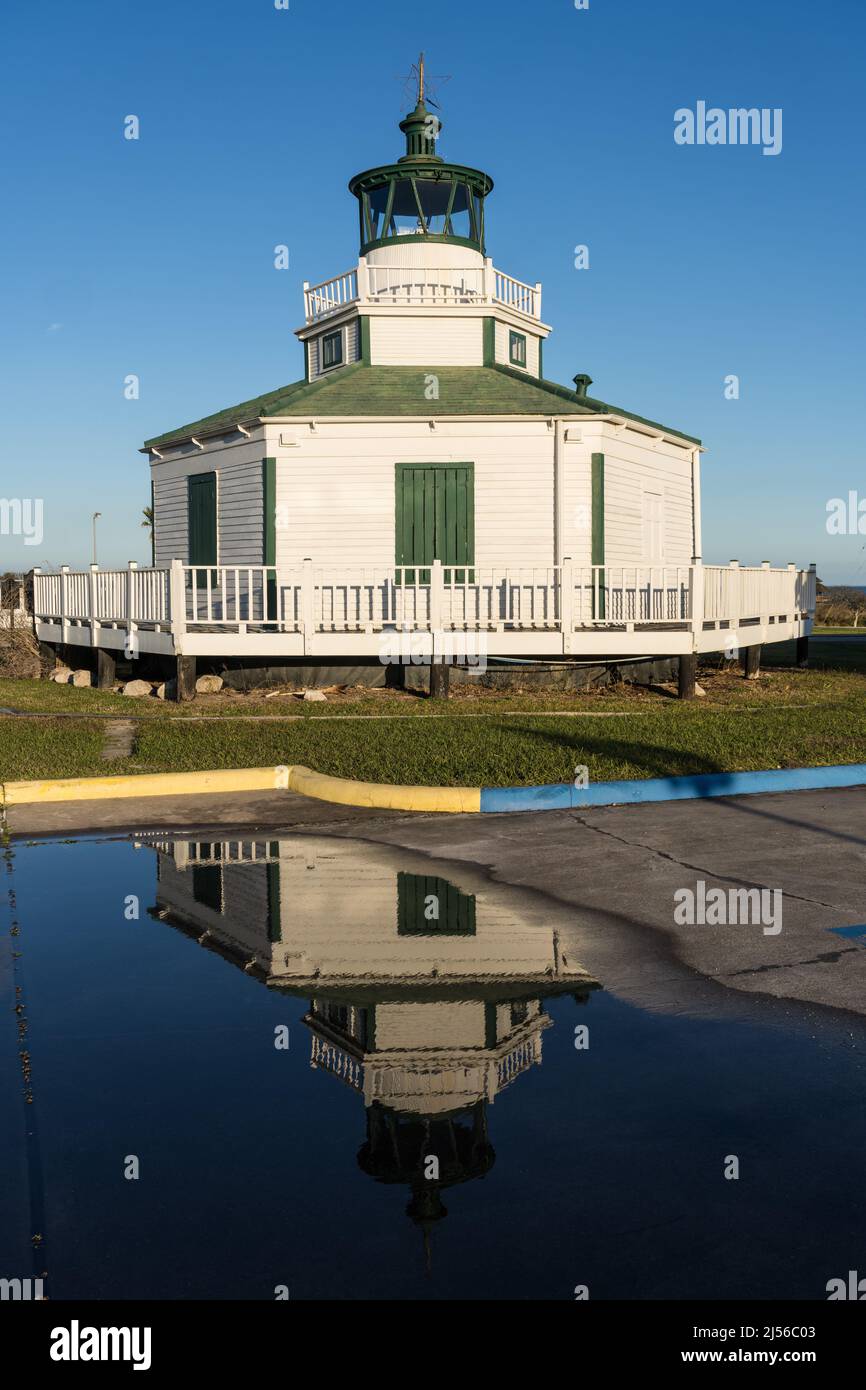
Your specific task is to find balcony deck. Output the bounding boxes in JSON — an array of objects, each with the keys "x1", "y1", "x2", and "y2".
[{"x1": 33, "y1": 561, "x2": 816, "y2": 663}]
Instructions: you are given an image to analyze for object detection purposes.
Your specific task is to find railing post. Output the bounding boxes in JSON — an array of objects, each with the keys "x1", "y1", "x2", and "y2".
[
  {"x1": 302, "y1": 557, "x2": 315, "y2": 657},
  {"x1": 689, "y1": 558, "x2": 704, "y2": 650},
  {"x1": 429, "y1": 558, "x2": 443, "y2": 638},
  {"x1": 728, "y1": 560, "x2": 740, "y2": 628},
  {"x1": 31, "y1": 568, "x2": 41, "y2": 623},
  {"x1": 303, "y1": 281, "x2": 311, "y2": 322},
  {"x1": 535, "y1": 282, "x2": 543, "y2": 319},
  {"x1": 560, "y1": 557, "x2": 573, "y2": 655},
  {"x1": 169, "y1": 558, "x2": 186, "y2": 652},
  {"x1": 808, "y1": 562, "x2": 817, "y2": 620},
  {"x1": 760, "y1": 559, "x2": 771, "y2": 633},
  {"x1": 89, "y1": 562, "x2": 100, "y2": 646},
  {"x1": 125, "y1": 561, "x2": 138, "y2": 659},
  {"x1": 60, "y1": 565, "x2": 70, "y2": 644},
  {"x1": 356, "y1": 256, "x2": 369, "y2": 301},
  {"x1": 484, "y1": 257, "x2": 496, "y2": 302}
]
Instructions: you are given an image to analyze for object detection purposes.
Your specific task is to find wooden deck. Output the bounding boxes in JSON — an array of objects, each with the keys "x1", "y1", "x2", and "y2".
[{"x1": 33, "y1": 560, "x2": 816, "y2": 663}]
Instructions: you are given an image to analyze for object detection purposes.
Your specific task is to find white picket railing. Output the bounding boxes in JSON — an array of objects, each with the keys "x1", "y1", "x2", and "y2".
[
  {"x1": 493, "y1": 268, "x2": 541, "y2": 319},
  {"x1": 303, "y1": 267, "x2": 359, "y2": 323},
  {"x1": 365, "y1": 263, "x2": 486, "y2": 306},
  {"x1": 32, "y1": 560, "x2": 815, "y2": 651},
  {"x1": 303, "y1": 257, "x2": 543, "y2": 324}
]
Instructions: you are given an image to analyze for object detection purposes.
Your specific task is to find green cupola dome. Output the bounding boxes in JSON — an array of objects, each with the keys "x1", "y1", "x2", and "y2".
[{"x1": 348, "y1": 61, "x2": 494, "y2": 257}]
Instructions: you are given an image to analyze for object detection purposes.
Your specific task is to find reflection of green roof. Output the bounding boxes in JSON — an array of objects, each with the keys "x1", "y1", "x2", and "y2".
[{"x1": 144, "y1": 363, "x2": 700, "y2": 448}]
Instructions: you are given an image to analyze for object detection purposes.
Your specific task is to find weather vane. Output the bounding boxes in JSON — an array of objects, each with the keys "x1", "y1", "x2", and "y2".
[{"x1": 399, "y1": 52, "x2": 451, "y2": 111}]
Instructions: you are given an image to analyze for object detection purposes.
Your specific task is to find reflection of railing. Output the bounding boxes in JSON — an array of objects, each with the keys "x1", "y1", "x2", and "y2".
[
  {"x1": 310, "y1": 1035, "x2": 364, "y2": 1092},
  {"x1": 303, "y1": 257, "x2": 543, "y2": 324},
  {"x1": 497, "y1": 1036, "x2": 541, "y2": 1091}
]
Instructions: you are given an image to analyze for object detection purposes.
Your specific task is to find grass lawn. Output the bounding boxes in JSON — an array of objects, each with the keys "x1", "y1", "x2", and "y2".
[{"x1": 2, "y1": 643, "x2": 866, "y2": 787}]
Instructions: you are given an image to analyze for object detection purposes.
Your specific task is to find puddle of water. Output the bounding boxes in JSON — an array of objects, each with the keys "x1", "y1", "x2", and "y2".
[{"x1": 1, "y1": 833, "x2": 865, "y2": 1301}]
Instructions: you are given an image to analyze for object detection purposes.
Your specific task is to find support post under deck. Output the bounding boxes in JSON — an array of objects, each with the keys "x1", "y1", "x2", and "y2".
[{"x1": 176, "y1": 656, "x2": 197, "y2": 702}]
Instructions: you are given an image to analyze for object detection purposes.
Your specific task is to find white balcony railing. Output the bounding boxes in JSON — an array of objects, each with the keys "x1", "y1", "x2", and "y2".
[
  {"x1": 33, "y1": 560, "x2": 816, "y2": 659},
  {"x1": 303, "y1": 257, "x2": 542, "y2": 325}
]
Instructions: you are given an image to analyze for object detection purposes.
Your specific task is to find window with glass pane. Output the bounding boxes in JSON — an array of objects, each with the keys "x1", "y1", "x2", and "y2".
[
  {"x1": 509, "y1": 331, "x2": 527, "y2": 367},
  {"x1": 322, "y1": 330, "x2": 343, "y2": 370}
]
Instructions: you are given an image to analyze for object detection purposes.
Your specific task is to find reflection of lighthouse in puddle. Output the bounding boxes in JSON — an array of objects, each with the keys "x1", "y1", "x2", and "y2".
[{"x1": 148, "y1": 835, "x2": 599, "y2": 1248}]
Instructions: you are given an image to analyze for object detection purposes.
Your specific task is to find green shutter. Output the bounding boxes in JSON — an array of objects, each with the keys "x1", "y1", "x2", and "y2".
[
  {"x1": 591, "y1": 453, "x2": 605, "y2": 619},
  {"x1": 262, "y1": 458, "x2": 277, "y2": 621},
  {"x1": 397, "y1": 873, "x2": 476, "y2": 936},
  {"x1": 188, "y1": 473, "x2": 217, "y2": 565},
  {"x1": 483, "y1": 317, "x2": 495, "y2": 366},
  {"x1": 396, "y1": 463, "x2": 474, "y2": 584}
]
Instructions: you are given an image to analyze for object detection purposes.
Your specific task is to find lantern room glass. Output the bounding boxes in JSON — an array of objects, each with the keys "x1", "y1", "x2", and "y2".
[{"x1": 362, "y1": 175, "x2": 485, "y2": 249}]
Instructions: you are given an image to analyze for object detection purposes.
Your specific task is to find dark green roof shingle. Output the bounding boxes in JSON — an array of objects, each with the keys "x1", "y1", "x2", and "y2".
[{"x1": 144, "y1": 364, "x2": 700, "y2": 447}]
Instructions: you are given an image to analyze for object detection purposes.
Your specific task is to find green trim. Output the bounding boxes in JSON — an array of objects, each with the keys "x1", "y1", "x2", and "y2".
[
  {"x1": 262, "y1": 457, "x2": 277, "y2": 620},
  {"x1": 509, "y1": 330, "x2": 527, "y2": 368},
  {"x1": 358, "y1": 316, "x2": 371, "y2": 366},
  {"x1": 358, "y1": 232, "x2": 484, "y2": 257},
  {"x1": 483, "y1": 318, "x2": 496, "y2": 367},
  {"x1": 592, "y1": 453, "x2": 605, "y2": 620}
]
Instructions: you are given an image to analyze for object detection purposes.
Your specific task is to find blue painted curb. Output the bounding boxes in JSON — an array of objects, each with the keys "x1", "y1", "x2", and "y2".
[{"x1": 479, "y1": 763, "x2": 866, "y2": 814}]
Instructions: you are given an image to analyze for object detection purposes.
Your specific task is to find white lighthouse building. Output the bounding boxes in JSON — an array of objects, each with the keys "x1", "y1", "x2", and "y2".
[{"x1": 33, "y1": 66, "x2": 814, "y2": 696}]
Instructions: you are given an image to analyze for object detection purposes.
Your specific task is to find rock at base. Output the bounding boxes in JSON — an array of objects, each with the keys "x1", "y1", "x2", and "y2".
[
  {"x1": 123, "y1": 679, "x2": 154, "y2": 698},
  {"x1": 155, "y1": 680, "x2": 177, "y2": 701},
  {"x1": 51, "y1": 668, "x2": 73, "y2": 683},
  {"x1": 71, "y1": 670, "x2": 92, "y2": 688},
  {"x1": 195, "y1": 674, "x2": 224, "y2": 694},
  {"x1": 303, "y1": 689, "x2": 328, "y2": 702}
]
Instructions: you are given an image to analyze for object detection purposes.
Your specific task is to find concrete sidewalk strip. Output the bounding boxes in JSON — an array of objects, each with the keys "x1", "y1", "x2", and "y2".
[{"x1": 4, "y1": 761, "x2": 866, "y2": 816}]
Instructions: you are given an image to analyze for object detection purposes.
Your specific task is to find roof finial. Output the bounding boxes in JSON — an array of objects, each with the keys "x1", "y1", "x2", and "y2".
[{"x1": 418, "y1": 51, "x2": 425, "y2": 105}]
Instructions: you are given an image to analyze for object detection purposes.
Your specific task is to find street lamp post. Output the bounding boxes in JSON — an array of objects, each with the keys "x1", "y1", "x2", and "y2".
[{"x1": 92, "y1": 512, "x2": 102, "y2": 566}]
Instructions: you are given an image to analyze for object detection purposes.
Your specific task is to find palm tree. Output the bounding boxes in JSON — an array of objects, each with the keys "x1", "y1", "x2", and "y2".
[{"x1": 141, "y1": 505, "x2": 154, "y2": 564}]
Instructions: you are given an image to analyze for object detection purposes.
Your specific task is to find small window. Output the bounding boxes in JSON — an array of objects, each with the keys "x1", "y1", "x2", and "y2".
[
  {"x1": 321, "y1": 330, "x2": 343, "y2": 371},
  {"x1": 509, "y1": 331, "x2": 527, "y2": 368}
]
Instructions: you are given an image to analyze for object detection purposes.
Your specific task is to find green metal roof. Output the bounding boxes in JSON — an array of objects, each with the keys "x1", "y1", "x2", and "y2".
[{"x1": 143, "y1": 363, "x2": 701, "y2": 448}]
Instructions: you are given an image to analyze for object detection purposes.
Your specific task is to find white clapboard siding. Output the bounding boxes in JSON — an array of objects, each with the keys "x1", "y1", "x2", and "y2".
[
  {"x1": 494, "y1": 320, "x2": 540, "y2": 376},
  {"x1": 218, "y1": 459, "x2": 264, "y2": 566},
  {"x1": 155, "y1": 851, "x2": 272, "y2": 959},
  {"x1": 370, "y1": 316, "x2": 483, "y2": 366},
  {"x1": 271, "y1": 420, "x2": 556, "y2": 569},
  {"x1": 309, "y1": 321, "x2": 361, "y2": 379},
  {"x1": 602, "y1": 433, "x2": 694, "y2": 566},
  {"x1": 562, "y1": 441, "x2": 593, "y2": 567},
  {"x1": 150, "y1": 432, "x2": 267, "y2": 566},
  {"x1": 153, "y1": 475, "x2": 188, "y2": 565}
]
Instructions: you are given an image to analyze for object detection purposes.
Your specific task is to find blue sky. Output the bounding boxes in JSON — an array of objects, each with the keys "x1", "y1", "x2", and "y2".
[{"x1": 1, "y1": 0, "x2": 863, "y2": 580}]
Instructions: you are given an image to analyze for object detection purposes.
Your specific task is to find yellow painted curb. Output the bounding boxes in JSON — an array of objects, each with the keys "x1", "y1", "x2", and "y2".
[
  {"x1": 286, "y1": 765, "x2": 480, "y2": 814},
  {"x1": 1, "y1": 766, "x2": 291, "y2": 807},
  {"x1": 0, "y1": 763, "x2": 479, "y2": 813}
]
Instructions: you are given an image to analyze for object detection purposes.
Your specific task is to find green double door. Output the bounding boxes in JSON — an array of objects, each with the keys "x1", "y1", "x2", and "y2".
[{"x1": 396, "y1": 463, "x2": 474, "y2": 583}]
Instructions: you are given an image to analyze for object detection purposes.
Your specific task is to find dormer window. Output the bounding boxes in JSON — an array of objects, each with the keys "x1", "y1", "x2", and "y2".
[
  {"x1": 509, "y1": 331, "x2": 527, "y2": 368},
  {"x1": 321, "y1": 329, "x2": 344, "y2": 371}
]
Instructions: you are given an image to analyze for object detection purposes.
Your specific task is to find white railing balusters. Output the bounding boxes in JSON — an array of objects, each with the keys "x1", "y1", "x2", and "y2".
[{"x1": 303, "y1": 261, "x2": 543, "y2": 324}]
